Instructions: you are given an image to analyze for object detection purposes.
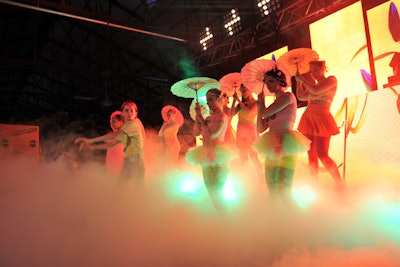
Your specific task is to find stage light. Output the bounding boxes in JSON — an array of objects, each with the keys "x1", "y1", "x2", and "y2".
[
  {"x1": 222, "y1": 177, "x2": 238, "y2": 203},
  {"x1": 175, "y1": 172, "x2": 239, "y2": 204},
  {"x1": 257, "y1": 0, "x2": 281, "y2": 17},
  {"x1": 292, "y1": 184, "x2": 317, "y2": 209},
  {"x1": 199, "y1": 27, "x2": 214, "y2": 51},
  {"x1": 224, "y1": 8, "x2": 242, "y2": 37},
  {"x1": 146, "y1": 0, "x2": 157, "y2": 8}
]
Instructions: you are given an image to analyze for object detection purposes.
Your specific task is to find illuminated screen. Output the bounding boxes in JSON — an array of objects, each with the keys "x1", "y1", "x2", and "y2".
[
  {"x1": 368, "y1": 0, "x2": 400, "y2": 89},
  {"x1": 310, "y1": 1, "x2": 368, "y2": 106},
  {"x1": 307, "y1": 1, "x2": 400, "y2": 183},
  {"x1": 255, "y1": 1, "x2": 400, "y2": 183},
  {"x1": 257, "y1": 46, "x2": 288, "y2": 61},
  {"x1": 343, "y1": 87, "x2": 400, "y2": 184}
]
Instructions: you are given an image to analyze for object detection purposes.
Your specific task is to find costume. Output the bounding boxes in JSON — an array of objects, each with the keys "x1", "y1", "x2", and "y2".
[
  {"x1": 105, "y1": 143, "x2": 124, "y2": 176},
  {"x1": 221, "y1": 106, "x2": 236, "y2": 146},
  {"x1": 253, "y1": 92, "x2": 310, "y2": 165},
  {"x1": 158, "y1": 121, "x2": 181, "y2": 163},
  {"x1": 236, "y1": 102, "x2": 258, "y2": 149},
  {"x1": 297, "y1": 84, "x2": 339, "y2": 137},
  {"x1": 186, "y1": 111, "x2": 237, "y2": 166},
  {"x1": 298, "y1": 103, "x2": 339, "y2": 136},
  {"x1": 224, "y1": 123, "x2": 236, "y2": 145},
  {"x1": 118, "y1": 119, "x2": 145, "y2": 181}
]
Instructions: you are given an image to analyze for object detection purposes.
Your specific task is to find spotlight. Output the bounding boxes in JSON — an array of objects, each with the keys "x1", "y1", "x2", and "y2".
[
  {"x1": 199, "y1": 27, "x2": 214, "y2": 51},
  {"x1": 224, "y1": 8, "x2": 242, "y2": 37},
  {"x1": 257, "y1": 0, "x2": 281, "y2": 17}
]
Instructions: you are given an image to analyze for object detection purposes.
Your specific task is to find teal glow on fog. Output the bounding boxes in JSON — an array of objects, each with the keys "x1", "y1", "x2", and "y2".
[{"x1": 292, "y1": 184, "x2": 317, "y2": 209}]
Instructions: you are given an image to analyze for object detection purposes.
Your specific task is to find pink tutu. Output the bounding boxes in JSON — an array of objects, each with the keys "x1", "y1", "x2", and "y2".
[
  {"x1": 252, "y1": 131, "x2": 311, "y2": 159},
  {"x1": 185, "y1": 144, "x2": 238, "y2": 166}
]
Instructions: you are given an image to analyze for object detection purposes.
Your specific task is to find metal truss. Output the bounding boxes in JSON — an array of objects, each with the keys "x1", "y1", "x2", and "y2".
[{"x1": 195, "y1": 0, "x2": 359, "y2": 70}]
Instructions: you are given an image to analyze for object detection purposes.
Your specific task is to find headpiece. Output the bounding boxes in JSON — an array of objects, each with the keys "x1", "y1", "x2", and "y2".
[
  {"x1": 207, "y1": 88, "x2": 222, "y2": 99},
  {"x1": 265, "y1": 67, "x2": 287, "y2": 87}
]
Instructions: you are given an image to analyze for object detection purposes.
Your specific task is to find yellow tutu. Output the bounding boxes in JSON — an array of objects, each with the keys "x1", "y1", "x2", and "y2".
[
  {"x1": 185, "y1": 144, "x2": 238, "y2": 166},
  {"x1": 252, "y1": 131, "x2": 311, "y2": 159}
]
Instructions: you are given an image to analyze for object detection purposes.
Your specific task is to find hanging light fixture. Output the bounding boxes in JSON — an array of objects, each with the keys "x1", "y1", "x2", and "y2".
[
  {"x1": 257, "y1": 0, "x2": 281, "y2": 17},
  {"x1": 199, "y1": 27, "x2": 214, "y2": 51},
  {"x1": 224, "y1": 8, "x2": 242, "y2": 37}
]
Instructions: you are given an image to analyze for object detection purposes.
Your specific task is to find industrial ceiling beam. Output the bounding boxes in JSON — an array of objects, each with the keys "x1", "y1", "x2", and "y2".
[{"x1": 0, "y1": 0, "x2": 187, "y2": 43}]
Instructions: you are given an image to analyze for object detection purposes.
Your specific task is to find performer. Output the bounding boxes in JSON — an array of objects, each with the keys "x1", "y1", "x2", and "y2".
[
  {"x1": 186, "y1": 88, "x2": 237, "y2": 213},
  {"x1": 221, "y1": 93, "x2": 236, "y2": 146},
  {"x1": 75, "y1": 110, "x2": 124, "y2": 176},
  {"x1": 158, "y1": 105, "x2": 183, "y2": 165},
  {"x1": 106, "y1": 111, "x2": 125, "y2": 176},
  {"x1": 254, "y1": 67, "x2": 310, "y2": 210},
  {"x1": 231, "y1": 84, "x2": 263, "y2": 170},
  {"x1": 295, "y1": 60, "x2": 344, "y2": 191},
  {"x1": 75, "y1": 100, "x2": 146, "y2": 184}
]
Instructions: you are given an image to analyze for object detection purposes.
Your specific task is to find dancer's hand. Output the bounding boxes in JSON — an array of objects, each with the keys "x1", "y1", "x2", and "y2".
[{"x1": 74, "y1": 137, "x2": 90, "y2": 144}]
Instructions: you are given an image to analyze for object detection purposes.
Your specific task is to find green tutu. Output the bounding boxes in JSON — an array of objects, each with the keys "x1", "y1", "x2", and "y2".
[
  {"x1": 252, "y1": 131, "x2": 311, "y2": 159},
  {"x1": 185, "y1": 144, "x2": 238, "y2": 166}
]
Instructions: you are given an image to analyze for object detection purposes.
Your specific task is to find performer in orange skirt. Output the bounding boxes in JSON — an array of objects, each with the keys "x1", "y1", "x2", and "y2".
[{"x1": 295, "y1": 60, "x2": 344, "y2": 191}]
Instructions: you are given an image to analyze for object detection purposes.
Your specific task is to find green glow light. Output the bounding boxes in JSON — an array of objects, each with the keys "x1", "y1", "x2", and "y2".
[
  {"x1": 222, "y1": 177, "x2": 238, "y2": 202},
  {"x1": 292, "y1": 184, "x2": 317, "y2": 209}
]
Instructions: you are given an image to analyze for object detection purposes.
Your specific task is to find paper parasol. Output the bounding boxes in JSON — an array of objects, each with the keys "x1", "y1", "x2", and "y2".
[
  {"x1": 189, "y1": 99, "x2": 211, "y2": 121},
  {"x1": 171, "y1": 77, "x2": 220, "y2": 100},
  {"x1": 241, "y1": 59, "x2": 291, "y2": 95},
  {"x1": 219, "y1": 72, "x2": 242, "y2": 97},
  {"x1": 161, "y1": 105, "x2": 184, "y2": 126},
  {"x1": 277, "y1": 48, "x2": 319, "y2": 76}
]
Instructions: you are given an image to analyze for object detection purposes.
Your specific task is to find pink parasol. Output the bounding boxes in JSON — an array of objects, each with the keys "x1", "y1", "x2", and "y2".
[
  {"x1": 171, "y1": 77, "x2": 220, "y2": 100},
  {"x1": 161, "y1": 105, "x2": 184, "y2": 126},
  {"x1": 241, "y1": 59, "x2": 291, "y2": 95},
  {"x1": 277, "y1": 48, "x2": 319, "y2": 76},
  {"x1": 219, "y1": 72, "x2": 242, "y2": 97}
]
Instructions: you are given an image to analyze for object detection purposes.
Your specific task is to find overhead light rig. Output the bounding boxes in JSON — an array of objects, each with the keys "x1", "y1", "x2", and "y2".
[{"x1": 195, "y1": 0, "x2": 359, "y2": 70}]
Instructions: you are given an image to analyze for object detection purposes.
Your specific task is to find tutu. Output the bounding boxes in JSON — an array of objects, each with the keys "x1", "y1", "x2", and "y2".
[
  {"x1": 185, "y1": 144, "x2": 238, "y2": 166},
  {"x1": 298, "y1": 104, "x2": 340, "y2": 136},
  {"x1": 252, "y1": 131, "x2": 311, "y2": 159}
]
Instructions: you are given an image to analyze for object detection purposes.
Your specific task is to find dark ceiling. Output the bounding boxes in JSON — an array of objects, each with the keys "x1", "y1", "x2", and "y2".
[{"x1": 0, "y1": 0, "x2": 379, "y2": 132}]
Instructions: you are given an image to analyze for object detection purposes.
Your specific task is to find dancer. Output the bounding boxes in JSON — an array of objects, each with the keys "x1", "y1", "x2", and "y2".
[
  {"x1": 231, "y1": 84, "x2": 263, "y2": 170},
  {"x1": 106, "y1": 111, "x2": 125, "y2": 176},
  {"x1": 221, "y1": 93, "x2": 236, "y2": 146},
  {"x1": 75, "y1": 110, "x2": 125, "y2": 176},
  {"x1": 253, "y1": 67, "x2": 310, "y2": 210},
  {"x1": 158, "y1": 105, "x2": 183, "y2": 165},
  {"x1": 186, "y1": 88, "x2": 236, "y2": 213},
  {"x1": 295, "y1": 60, "x2": 344, "y2": 191},
  {"x1": 75, "y1": 100, "x2": 146, "y2": 183}
]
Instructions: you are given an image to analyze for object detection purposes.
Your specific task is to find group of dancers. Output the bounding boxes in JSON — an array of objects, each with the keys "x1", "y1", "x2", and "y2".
[{"x1": 75, "y1": 60, "x2": 345, "y2": 213}]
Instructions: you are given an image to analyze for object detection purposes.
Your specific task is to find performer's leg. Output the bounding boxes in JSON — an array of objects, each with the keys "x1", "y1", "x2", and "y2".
[
  {"x1": 314, "y1": 136, "x2": 344, "y2": 190},
  {"x1": 278, "y1": 155, "x2": 298, "y2": 212},
  {"x1": 202, "y1": 164, "x2": 229, "y2": 213},
  {"x1": 264, "y1": 158, "x2": 280, "y2": 203},
  {"x1": 306, "y1": 134, "x2": 319, "y2": 179}
]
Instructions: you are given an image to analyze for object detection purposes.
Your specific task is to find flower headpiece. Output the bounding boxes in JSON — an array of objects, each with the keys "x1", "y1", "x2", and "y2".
[{"x1": 265, "y1": 67, "x2": 287, "y2": 87}]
